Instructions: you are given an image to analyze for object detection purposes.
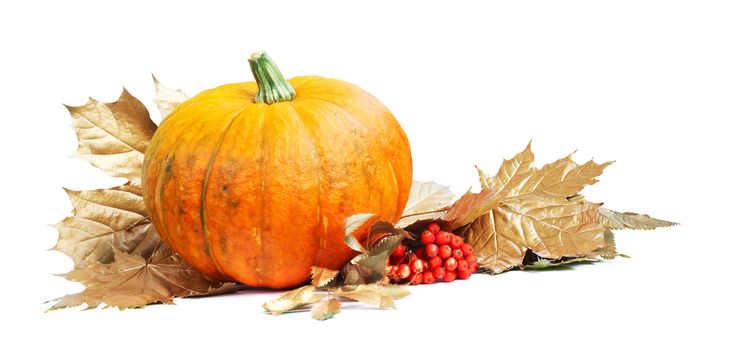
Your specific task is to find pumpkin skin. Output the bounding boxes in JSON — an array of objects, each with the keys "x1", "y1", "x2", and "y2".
[{"x1": 142, "y1": 74, "x2": 412, "y2": 289}]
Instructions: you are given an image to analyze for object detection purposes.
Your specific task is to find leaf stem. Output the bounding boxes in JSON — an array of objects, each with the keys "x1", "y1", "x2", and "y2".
[{"x1": 398, "y1": 207, "x2": 452, "y2": 220}]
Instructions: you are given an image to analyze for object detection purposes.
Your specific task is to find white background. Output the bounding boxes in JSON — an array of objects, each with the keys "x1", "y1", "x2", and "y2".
[{"x1": 1, "y1": 0, "x2": 727, "y2": 349}]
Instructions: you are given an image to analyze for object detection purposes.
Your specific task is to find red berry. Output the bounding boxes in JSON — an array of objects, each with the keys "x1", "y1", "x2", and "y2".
[
  {"x1": 438, "y1": 245, "x2": 452, "y2": 259},
  {"x1": 397, "y1": 264, "x2": 411, "y2": 279},
  {"x1": 409, "y1": 273, "x2": 422, "y2": 285},
  {"x1": 414, "y1": 247, "x2": 426, "y2": 259},
  {"x1": 457, "y1": 259, "x2": 469, "y2": 272},
  {"x1": 427, "y1": 222, "x2": 441, "y2": 233},
  {"x1": 422, "y1": 271, "x2": 436, "y2": 284},
  {"x1": 461, "y1": 243, "x2": 474, "y2": 256},
  {"x1": 409, "y1": 259, "x2": 425, "y2": 274},
  {"x1": 425, "y1": 243, "x2": 439, "y2": 258},
  {"x1": 467, "y1": 258, "x2": 478, "y2": 272},
  {"x1": 452, "y1": 248, "x2": 464, "y2": 260},
  {"x1": 429, "y1": 256, "x2": 443, "y2": 268},
  {"x1": 444, "y1": 257, "x2": 458, "y2": 271},
  {"x1": 458, "y1": 269, "x2": 471, "y2": 280},
  {"x1": 421, "y1": 230, "x2": 435, "y2": 244},
  {"x1": 432, "y1": 266, "x2": 446, "y2": 279},
  {"x1": 466, "y1": 255, "x2": 478, "y2": 265},
  {"x1": 392, "y1": 244, "x2": 406, "y2": 257},
  {"x1": 435, "y1": 231, "x2": 451, "y2": 245},
  {"x1": 443, "y1": 270, "x2": 457, "y2": 282},
  {"x1": 449, "y1": 235, "x2": 464, "y2": 249}
]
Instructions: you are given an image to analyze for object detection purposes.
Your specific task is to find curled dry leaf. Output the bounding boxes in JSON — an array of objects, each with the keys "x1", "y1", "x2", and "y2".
[
  {"x1": 397, "y1": 181, "x2": 455, "y2": 227},
  {"x1": 49, "y1": 245, "x2": 237, "y2": 310},
  {"x1": 340, "y1": 220, "x2": 411, "y2": 285},
  {"x1": 311, "y1": 298, "x2": 341, "y2": 321},
  {"x1": 343, "y1": 213, "x2": 375, "y2": 253},
  {"x1": 152, "y1": 75, "x2": 188, "y2": 119},
  {"x1": 598, "y1": 208, "x2": 678, "y2": 230},
  {"x1": 331, "y1": 284, "x2": 410, "y2": 309},
  {"x1": 65, "y1": 89, "x2": 157, "y2": 190},
  {"x1": 311, "y1": 266, "x2": 339, "y2": 287},
  {"x1": 263, "y1": 285, "x2": 325, "y2": 315}
]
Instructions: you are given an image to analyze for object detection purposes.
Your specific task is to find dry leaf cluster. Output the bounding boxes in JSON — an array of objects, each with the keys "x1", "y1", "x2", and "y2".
[
  {"x1": 50, "y1": 79, "x2": 236, "y2": 310},
  {"x1": 441, "y1": 143, "x2": 676, "y2": 273},
  {"x1": 264, "y1": 267, "x2": 410, "y2": 320}
]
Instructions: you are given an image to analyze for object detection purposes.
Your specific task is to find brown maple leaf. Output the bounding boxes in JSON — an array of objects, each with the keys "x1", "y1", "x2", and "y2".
[
  {"x1": 449, "y1": 143, "x2": 673, "y2": 274},
  {"x1": 52, "y1": 185, "x2": 159, "y2": 266},
  {"x1": 49, "y1": 245, "x2": 238, "y2": 310}
]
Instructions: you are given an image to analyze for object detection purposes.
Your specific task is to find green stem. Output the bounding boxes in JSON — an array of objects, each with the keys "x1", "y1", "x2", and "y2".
[{"x1": 248, "y1": 51, "x2": 296, "y2": 104}]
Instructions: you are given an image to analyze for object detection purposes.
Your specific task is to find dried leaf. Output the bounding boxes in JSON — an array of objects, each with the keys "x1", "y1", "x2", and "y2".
[
  {"x1": 592, "y1": 229, "x2": 627, "y2": 259},
  {"x1": 484, "y1": 141, "x2": 534, "y2": 194},
  {"x1": 65, "y1": 89, "x2": 156, "y2": 189},
  {"x1": 344, "y1": 213, "x2": 374, "y2": 253},
  {"x1": 500, "y1": 156, "x2": 613, "y2": 199},
  {"x1": 53, "y1": 185, "x2": 157, "y2": 266},
  {"x1": 263, "y1": 285, "x2": 325, "y2": 315},
  {"x1": 311, "y1": 266, "x2": 338, "y2": 287},
  {"x1": 49, "y1": 245, "x2": 235, "y2": 310},
  {"x1": 442, "y1": 189, "x2": 500, "y2": 230},
  {"x1": 340, "y1": 221, "x2": 411, "y2": 285},
  {"x1": 455, "y1": 144, "x2": 614, "y2": 274},
  {"x1": 476, "y1": 165, "x2": 489, "y2": 190},
  {"x1": 332, "y1": 284, "x2": 410, "y2": 309},
  {"x1": 397, "y1": 181, "x2": 454, "y2": 227},
  {"x1": 152, "y1": 75, "x2": 188, "y2": 119},
  {"x1": 598, "y1": 208, "x2": 678, "y2": 230},
  {"x1": 366, "y1": 220, "x2": 413, "y2": 251},
  {"x1": 463, "y1": 195, "x2": 606, "y2": 273},
  {"x1": 311, "y1": 298, "x2": 341, "y2": 321},
  {"x1": 111, "y1": 219, "x2": 161, "y2": 260}
]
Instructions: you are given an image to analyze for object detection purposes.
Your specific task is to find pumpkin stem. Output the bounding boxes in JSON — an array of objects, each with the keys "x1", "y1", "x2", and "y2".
[{"x1": 249, "y1": 51, "x2": 296, "y2": 104}]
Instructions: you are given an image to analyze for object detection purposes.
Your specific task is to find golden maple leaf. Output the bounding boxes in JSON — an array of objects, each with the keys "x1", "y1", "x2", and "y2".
[
  {"x1": 49, "y1": 245, "x2": 237, "y2": 310},
  {"x1": 447, "y1": 143, "x2": 672, "y2": 274}
]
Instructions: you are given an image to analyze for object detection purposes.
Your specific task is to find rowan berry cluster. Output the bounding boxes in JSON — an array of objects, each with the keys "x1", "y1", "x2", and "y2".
[{"x1": 387, "y1": 222, "x2": 477, "y2": 285}]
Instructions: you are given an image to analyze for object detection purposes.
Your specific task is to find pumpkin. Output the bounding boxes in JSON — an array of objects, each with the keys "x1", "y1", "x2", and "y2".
[{"x1": 142, "y1": 52, "x2": 412, "y2": 289}]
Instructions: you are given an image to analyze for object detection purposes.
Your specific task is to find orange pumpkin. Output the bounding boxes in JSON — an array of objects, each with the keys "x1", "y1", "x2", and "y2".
[{"x1": 142, "y1": 52, "x2": 412, "y2": 289}]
